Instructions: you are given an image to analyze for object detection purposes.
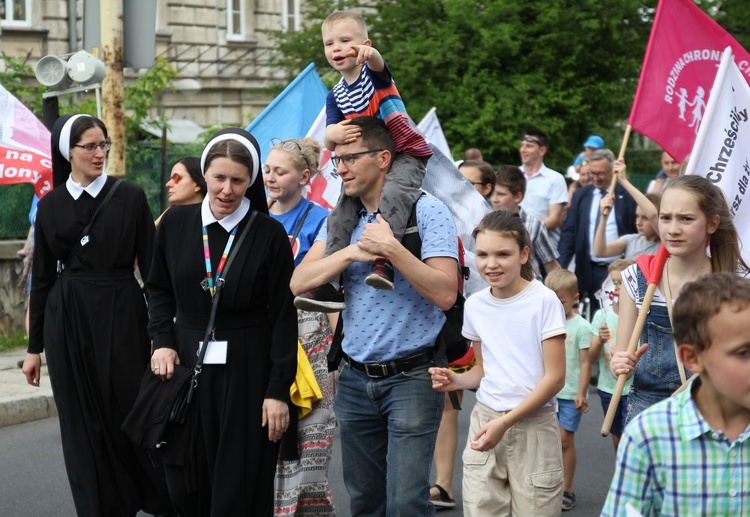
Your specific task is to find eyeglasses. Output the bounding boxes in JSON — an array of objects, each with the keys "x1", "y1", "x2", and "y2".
[
  {"x1": 73, "y1": 140, "x2": 112, "y2": 153},
  {"x1": 271, "y1": 138, "x2": 302, "y2": 153},
  {"x1": 521, "y1": 135, "x2": 543, "y2": 146},
  {"x1": 612, "y1": 279, "x2": 623, "y2": 287},
  {"x1": 331, "y1": 149, "x2": 383, "y2": 170},
  {"x1": 271, "y1": 138, "x2": 312, "y2": 169},
  {"x1": 169, "y1": 173, "x2": 182, "y2": 184},
  {"x1": 468, "y1": 181, "x2": 490, "y2": 186}
]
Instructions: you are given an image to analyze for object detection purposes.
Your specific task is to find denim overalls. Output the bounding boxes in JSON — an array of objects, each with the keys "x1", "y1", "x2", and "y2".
[{"x1": 625, "y1": 267, "x2": 692, "y2": 425}]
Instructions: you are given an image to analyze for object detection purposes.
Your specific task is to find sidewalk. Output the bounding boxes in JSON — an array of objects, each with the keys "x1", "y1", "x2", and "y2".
[{"x1": 0, "y1": 348, "x2": 56, "y2": 428}]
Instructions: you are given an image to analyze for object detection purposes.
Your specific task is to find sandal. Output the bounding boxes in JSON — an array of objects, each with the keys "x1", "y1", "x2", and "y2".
[{"x1": 430, "y1": 483, "x2": 456, "y2": 509}]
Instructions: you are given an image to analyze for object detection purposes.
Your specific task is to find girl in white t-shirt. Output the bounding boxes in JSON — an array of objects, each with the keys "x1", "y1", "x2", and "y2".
[{"x1": 429, "y1": 210, "x2": 566, "y2": 516}]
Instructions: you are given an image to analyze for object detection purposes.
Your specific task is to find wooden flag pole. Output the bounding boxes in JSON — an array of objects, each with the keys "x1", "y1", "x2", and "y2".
[
  {"x1": 601, "y1": 245, "x2": 669, "y2": 436},
  {"x1": 602, "y1": 124, "x2": 633, "y2": 217}
]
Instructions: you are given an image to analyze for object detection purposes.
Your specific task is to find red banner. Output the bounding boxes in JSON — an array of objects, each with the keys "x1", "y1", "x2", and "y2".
[
  {"x1": 0, "y1": 145, "x2": 53, "y2": 198},
  {"x1": 628, "y1": 0, "x2": 750, "y2": 162}
]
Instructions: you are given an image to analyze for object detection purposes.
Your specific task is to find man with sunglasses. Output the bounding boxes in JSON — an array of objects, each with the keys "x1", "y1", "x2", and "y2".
[
  {"x1": 518, "y1": 129, "x2": 568, "y2": 246},
  {"x1": 291, "y1": 117, "x2": 458, "y2": 515}
]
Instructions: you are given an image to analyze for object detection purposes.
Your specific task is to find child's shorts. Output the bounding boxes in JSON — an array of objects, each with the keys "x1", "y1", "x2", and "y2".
[
  {"x1": 556, "y1": 398, "x2": 583, "y2": 432},
  {"x1": 597, "y1": 389, "x2": 629, "y2": 436}
]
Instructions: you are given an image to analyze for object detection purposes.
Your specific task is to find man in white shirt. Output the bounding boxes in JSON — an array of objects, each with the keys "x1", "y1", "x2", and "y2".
[{"x1": 518, "y1": 129, "x2": 568, "y2": 246}]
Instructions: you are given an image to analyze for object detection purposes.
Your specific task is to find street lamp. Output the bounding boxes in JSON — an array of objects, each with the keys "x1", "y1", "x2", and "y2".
[{"x1": 158, "y1": 78, "x2": 202, "y2": 211}]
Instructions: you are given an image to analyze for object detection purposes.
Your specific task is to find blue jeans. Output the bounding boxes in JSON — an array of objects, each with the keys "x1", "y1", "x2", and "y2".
[
  {"x1": 626, "y1": 269, "x2": 692, "y2": 426},
  {"x1": 335, "y1": 361, "x2": 443, "y2": 516}
]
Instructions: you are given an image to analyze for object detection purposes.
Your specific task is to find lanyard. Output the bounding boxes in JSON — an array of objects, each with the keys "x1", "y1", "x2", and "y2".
[{"x1": 202, "y1": 224, "x2": 238, "y2": 297}]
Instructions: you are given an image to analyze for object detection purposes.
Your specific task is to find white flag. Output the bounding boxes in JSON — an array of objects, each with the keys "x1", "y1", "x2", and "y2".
[
  {"x1": 685, "y1": 47, "x2": 750, "y2": 264},
  {"x1": 417, "y1": 107, "x2": 453, "y2": 162},
  {"x1": 303, "y1": 106, "x2": 342, "y2": 211}
]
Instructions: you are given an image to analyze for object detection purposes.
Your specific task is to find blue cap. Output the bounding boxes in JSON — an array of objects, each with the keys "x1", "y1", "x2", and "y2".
[{"x1": 583, "y1": 135, "x2": 604, "y2": 149}]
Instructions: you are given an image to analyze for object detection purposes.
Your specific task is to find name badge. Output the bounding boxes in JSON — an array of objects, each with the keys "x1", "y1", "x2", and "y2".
[{"x1": 197, "y1": 340, "x2": 228, "y2": 364}]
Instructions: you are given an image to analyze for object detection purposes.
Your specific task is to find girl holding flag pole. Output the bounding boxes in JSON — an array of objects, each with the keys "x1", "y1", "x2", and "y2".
[{"x1": 609, "y1": 175, "x2": 748, "y2": 424}]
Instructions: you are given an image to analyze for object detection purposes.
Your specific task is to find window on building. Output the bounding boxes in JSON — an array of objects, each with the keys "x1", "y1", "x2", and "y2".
[
  {"x1": 227, "y1": 0, "x2": 245, "y2": 38},
  {"x1": 1, "y1": 0, "x2": 30, "y2": 25},
  {"x1": 282, "y1": 0, "x2": 299, "y2": 32}
]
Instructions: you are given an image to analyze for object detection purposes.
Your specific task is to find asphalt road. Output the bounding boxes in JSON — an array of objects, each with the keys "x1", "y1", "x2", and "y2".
[{"x1": 0, "y1": 388, "x2": 615, "y2": 516}]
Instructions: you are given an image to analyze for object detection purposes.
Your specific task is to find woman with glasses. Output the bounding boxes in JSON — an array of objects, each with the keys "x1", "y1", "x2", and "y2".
[
  {"x1": 22, "y1": 115, "x2": 172, "y2": 515},
  {"x1": 155, "y1": 157, "x2": 207, "y2": 225},
  {"x1": 264, "y1": 138, "x2": 336, "y2": 514},
  {"x1": 166, "y1": 157, "x2": 207, "y2": 206}
]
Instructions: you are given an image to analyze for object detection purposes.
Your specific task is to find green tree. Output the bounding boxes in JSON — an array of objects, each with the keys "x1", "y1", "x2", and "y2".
[
  {"x1": 0, "y1": 52, "x2": 45, "y2": 114},
  {"x1": 269, "y1": 0, "x2": 657, "y2": 169}
]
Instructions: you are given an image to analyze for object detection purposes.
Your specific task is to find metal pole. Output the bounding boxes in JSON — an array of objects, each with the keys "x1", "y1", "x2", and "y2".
[{"x1": 100, "y1": 1, "x2": 125, "y2": 177}]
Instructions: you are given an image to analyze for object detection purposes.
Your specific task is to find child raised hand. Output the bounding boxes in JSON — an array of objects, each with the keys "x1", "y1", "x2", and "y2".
[{"x1": 348, "y1": 43, "x2": 384, "y2": 67}]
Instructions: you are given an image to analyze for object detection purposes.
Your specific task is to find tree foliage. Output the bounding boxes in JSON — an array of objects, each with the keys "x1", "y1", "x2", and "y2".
[
  {"x1": 270, "y1": 0, "x2": 750, "y2": 170},
  {"x1": 270, "y1": 0, "x2": 655, "y2": 168}
]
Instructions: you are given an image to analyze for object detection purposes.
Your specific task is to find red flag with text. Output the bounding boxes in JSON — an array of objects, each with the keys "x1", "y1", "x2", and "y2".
[
  {"x1": 628, "y1": 0, "x2": 750, "y2": 163},
  {"x1": 0, "y1": 82, "x2": 52, "y2": 198}
]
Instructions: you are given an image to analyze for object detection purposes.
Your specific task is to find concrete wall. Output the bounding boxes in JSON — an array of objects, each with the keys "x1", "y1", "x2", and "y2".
[{"x1": 0, "y1": 241, "x2": 27, "y2": 338}]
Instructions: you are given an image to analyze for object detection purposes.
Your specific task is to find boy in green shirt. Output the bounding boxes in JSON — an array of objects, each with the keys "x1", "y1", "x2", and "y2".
[{"x1": 545, "y1": 269, "x2": 592, "y2": 511}]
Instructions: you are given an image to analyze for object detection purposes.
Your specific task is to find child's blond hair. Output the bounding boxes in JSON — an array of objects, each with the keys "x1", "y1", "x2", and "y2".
[
  {"x1": 544, "y1": 269, "x2": 578, "y2": 296},
  {"x1": 608, "y1": 259, "x2": 634, "y2": 274},
  {"x1": 322, "y1": 10, "x2": 368, "y2": 38}
]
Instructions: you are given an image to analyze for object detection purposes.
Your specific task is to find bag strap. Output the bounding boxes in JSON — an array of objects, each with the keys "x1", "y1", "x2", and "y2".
[
  {"x1": 327, "y1": 313, "x2": 344, "y2": 372},
  {"x1": 65, "y1": 179, "x2": 123, "y2": 265},
  {"x1": 290, "y1": 202, "x2": 314, "y2": 244},
  {"x1": 195, "y1": 209, "x2": 258, "y2": 371}
]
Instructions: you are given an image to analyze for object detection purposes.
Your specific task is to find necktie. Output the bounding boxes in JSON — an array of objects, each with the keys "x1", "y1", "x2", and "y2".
[{"x1": 595, "y1": 189, "x2": 608, "y2": 233}]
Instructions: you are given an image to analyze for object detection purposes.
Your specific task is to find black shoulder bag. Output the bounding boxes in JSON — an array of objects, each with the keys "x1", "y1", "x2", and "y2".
[{"x1": 123, "y1": 210, "x2": 258, "y2": 450}]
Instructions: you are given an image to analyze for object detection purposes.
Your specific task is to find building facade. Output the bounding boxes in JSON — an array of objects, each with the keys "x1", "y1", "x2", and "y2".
[{"x1": 0, "y1": 0, "x2": 302, "y2": 128}]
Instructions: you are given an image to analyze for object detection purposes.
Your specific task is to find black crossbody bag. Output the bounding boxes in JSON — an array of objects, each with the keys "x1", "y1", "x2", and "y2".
[{"x1": 123, "y1": 210, "x2": 258, "y2": 449}]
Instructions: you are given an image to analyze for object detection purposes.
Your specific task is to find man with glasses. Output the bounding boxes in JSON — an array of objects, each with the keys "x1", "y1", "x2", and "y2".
[
  {"x1": 291, "y1": 117, "x2": 458, "y2": 515},
  {"x1": 557, "y1": 149, "x2": 637, "y2": 314},
  {"x1": 518, "y1": 128, "x2": 569, "y2": 246}
]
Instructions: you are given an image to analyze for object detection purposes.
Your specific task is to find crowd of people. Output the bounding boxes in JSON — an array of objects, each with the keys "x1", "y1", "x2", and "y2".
[{"x1": 17, "y1": 8, "x2": 750, "y2": 517}]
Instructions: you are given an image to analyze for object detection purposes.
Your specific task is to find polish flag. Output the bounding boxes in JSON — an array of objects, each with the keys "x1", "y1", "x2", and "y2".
[{"x1": 628, "y1": 0, "x2": 750, "y2": 163}]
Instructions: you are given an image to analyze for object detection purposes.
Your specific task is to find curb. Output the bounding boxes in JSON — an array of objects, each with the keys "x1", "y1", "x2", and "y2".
[{"x1": 0, "y1": 391, "x2": 57, "y2": 428}]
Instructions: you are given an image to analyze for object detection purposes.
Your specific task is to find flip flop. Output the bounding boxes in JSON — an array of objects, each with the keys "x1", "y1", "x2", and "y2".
[{"x1": 430, "y1": 483, "x2": 456, "y2": 509}]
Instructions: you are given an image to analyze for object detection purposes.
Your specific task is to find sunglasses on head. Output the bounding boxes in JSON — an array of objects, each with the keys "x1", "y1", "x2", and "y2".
[
  {"x1": 270, "y1": 138, "x2": 312, "y2": 169},
  {"x1": 521, "y1": 135, "x2": 543, "y2": 146}
]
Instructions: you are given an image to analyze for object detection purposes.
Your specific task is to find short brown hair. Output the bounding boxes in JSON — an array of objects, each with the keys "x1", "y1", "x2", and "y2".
[
  {"x1": 673, "y1": 272, "x2": 750, "y2": 352},
  {"x1": 322, "y1": 11, "x2": 368, "y2": 38},
  {"x1": 544, "y1": 269, "x2": 578, "y2": 296},
  {"x1": 495, "y1": 165, "x2": 526, "y2": 197},
  {"x1": 459, "y1": 160, "x2": 495, "y2": 187}
]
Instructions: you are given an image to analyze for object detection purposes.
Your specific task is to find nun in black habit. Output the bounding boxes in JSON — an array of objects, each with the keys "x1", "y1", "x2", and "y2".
[
  {"x1": 22, "y1": 115, "x2": 172, "y2": 515},
  {"x1": 146, "y1": 129, "x2": 298, "y2": 516}
]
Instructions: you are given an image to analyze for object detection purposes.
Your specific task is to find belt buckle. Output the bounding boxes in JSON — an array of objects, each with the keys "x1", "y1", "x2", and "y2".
[{"x1": 364, "y1": 363, "x2": 389, "y2": 378}]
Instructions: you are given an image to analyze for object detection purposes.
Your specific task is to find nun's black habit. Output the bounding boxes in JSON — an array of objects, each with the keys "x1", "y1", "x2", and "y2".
[
  {"x1": 145, "y1": 128, "x2": 297, "y2": 516},
  {"x1": 28, "y1": 115, "x2": 170, "y2": 515}
]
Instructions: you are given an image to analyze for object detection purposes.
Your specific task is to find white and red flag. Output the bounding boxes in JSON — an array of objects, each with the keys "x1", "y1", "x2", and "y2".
[
  {"x1": 628, "y1": 0, "x2": 750, "y2": 163},
  {"x1": 685, "y1": 47, "x2": 750, "y2": 265},
  {"x1": 0, "y1": 83, "x2": 52, "y2": 198}
]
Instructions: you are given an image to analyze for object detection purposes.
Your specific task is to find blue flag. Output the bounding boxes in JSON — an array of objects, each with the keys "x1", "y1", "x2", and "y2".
[{"x1": 246, "y1": 63, "x2": 328, "y2": 162}]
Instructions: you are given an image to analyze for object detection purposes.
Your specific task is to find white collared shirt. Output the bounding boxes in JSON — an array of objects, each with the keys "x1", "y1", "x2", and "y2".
[
  {"x1": 201, "y1": 196, "x2": 249, "y2": 231},
  {"x1": 65, "y1": 173, "x2": 108, "y2": 200},
  {"x1": 589, "y1": 187, "x2": 621, "y2": 262}
]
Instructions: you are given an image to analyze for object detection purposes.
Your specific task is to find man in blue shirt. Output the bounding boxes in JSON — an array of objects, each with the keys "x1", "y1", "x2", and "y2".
[{"x1": 291, "y1": 116, "x2": 458, "y2": 515}]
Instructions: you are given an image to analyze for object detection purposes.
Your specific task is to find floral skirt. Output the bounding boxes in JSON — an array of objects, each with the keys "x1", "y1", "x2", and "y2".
[{"x1": 275, "y1": 310, "x2": 337, "y2": 516}]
